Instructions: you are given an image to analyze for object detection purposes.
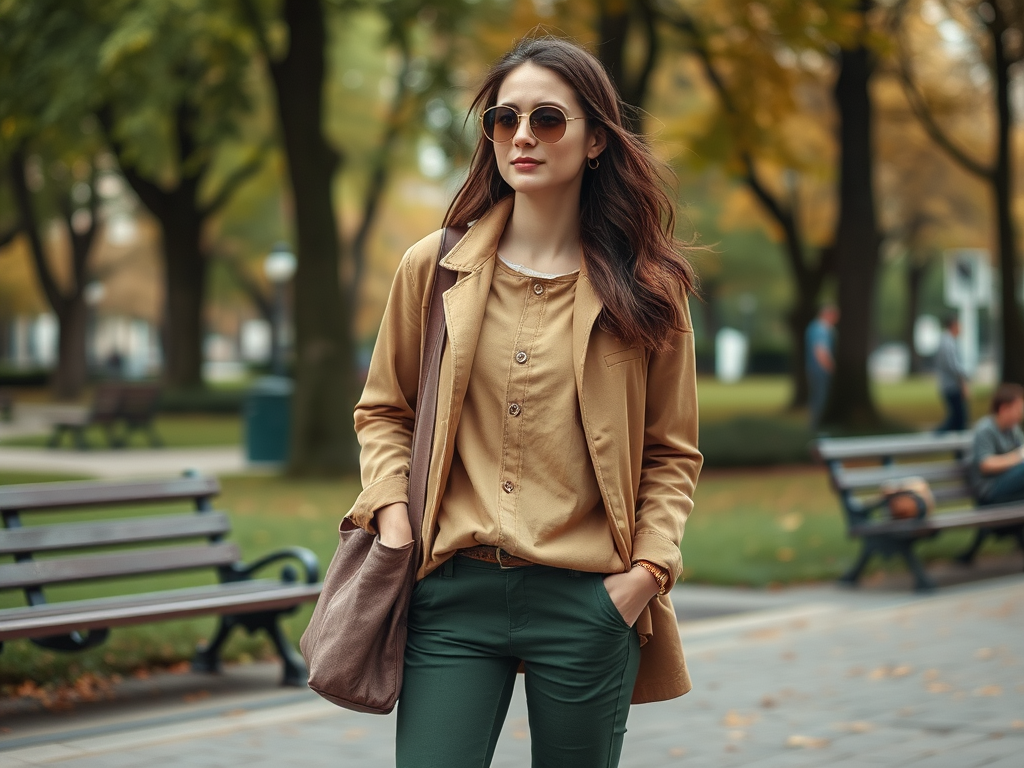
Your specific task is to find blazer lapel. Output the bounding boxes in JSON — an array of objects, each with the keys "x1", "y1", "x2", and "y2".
[
  {"x1": 437, "y1": 198, "x2": 513, "y2": 446},
  {"x1": 572, "y1": 263, "x2": 604, "y2": 395}
]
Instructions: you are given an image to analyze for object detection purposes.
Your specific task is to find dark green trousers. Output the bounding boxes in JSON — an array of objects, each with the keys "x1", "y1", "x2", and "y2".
[{"x1": 396, "y1": 556, "x2": 641, "y2": 768}]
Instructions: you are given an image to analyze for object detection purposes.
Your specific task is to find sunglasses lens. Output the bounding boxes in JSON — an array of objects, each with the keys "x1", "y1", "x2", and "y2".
[
  {"x1": 483, "y1": 106, "x2": 519, "y2": 142},
  {"x1": 529, "y1": 107, "x2": 567, "y2": 142}
]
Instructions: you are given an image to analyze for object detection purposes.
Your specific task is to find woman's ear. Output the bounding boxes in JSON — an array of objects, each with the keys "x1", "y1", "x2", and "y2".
[{"x1": 588, "y1": 125, "x2": 608, "y2": 160}]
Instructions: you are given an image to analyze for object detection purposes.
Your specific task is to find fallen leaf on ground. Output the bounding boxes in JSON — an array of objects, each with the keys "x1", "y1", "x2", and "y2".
[
  {"x1": 778, "y1": 513, "x2": 803, "y2": 532},
  {"x1": 786, "y1": 735, "x2": 830, "y2": 749},
  {"x1": 891, "y1": 665, "x2": 913, "y2": 678},
  {"x1": 974, "y1": 685, "x2": 1002, "y2": 697},
  {"x1": 975, "y1": 648, "x2": 994, "y2": 660},
  {"x1": 728, "y1": 730, "x2": 746, "y2": 741},
  {"x1": 722, "y1": 710, "x2": 759, "y2": 727},
  {"x1": 923, "y1": 669, "x2": 939, "y2": 681},
  {"x1": 927, "y1": 682, "x2": 952, "y2": 693},
  {"x1": 833, "y1": 721, "x2": 876, "y2": 733},
  {"x1": 668, "y1": 747, "x2": 686, "y2": 757},
  {"x1": 1010, "y1": 720, "x2": 1024, "y2": 730},
  {"x1": 183, "y1": 691, "x2": 210, "y2": 703},
  {"x1": 761, "y1": 695, "x2": 778, "y2": 708}
]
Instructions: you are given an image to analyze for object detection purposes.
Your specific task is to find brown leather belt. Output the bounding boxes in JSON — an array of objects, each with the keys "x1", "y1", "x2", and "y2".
[{"x1": 457, "y1": 545, "x2": 534, "y2": 569}]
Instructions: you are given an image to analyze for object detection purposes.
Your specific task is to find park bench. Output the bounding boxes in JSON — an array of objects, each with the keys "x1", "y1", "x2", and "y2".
[
  {"x1": 49, "y1": 382, "x2": 162, "y2": 449},
  {"x1": 815, "y1": 431, "x2": 1024, "y2": 592},
  {"x1": 0, "y1": 474, "x2": 322, "y2": 685}
]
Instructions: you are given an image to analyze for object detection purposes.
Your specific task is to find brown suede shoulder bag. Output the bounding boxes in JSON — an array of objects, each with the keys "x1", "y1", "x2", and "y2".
[{"x1": 300, "y1": 226, "x2": 465, "y2": 714}]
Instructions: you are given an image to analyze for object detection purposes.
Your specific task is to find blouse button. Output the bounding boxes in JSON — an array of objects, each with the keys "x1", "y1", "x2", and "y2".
[
  {"x1": 533, "y1": 283, "x2": 544, "y2": 295},
  {"x1": 508, "y1": 403, "x2": 522, "y2": 417},
  {"x1": 502, "y1": 480, "x2": 515, "y2": 493},
  {"x1": 515, "y1": 351, "x2": 528, "y2": 364}
]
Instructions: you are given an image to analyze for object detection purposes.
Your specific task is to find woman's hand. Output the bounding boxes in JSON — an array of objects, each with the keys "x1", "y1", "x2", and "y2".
[
  {"x1": 602, "y1": 566, "x2": 662, "y2": 627},
  {"x1": 375, "y1": 502, "x2": 413, "y2": 548}
]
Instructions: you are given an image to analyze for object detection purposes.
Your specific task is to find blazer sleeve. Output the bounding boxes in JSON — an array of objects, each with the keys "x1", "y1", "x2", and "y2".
[
  {"x1": 630, "y1": 293, "x2": 703, "y2": 584},
  {"x1": 345, "y1": 234, "x2": 441, "y2": 533}
]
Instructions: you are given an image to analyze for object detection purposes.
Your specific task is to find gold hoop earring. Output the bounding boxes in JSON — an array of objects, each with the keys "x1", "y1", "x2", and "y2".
[{"x1": 587, "y1": 157, "x2": 600, "y2": 170}]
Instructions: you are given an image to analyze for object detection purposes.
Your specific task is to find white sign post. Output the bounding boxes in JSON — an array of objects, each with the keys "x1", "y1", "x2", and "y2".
[{"x1": 943, "y1": 249, "x2": 992, "y2": 375}]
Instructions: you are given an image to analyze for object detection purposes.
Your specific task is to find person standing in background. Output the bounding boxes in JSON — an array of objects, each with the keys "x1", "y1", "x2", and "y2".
[
  {"x1": 935, "y1": 315, "x2": 970, "y2": 432},
  {"x1": 806, "y1": 305, "x2": 838, "y2": 429}
]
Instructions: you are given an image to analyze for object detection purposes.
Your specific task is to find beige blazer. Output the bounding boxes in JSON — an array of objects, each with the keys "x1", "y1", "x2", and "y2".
[{"x1": 346, "y1": 197, "x2": 703, "y2": 703}]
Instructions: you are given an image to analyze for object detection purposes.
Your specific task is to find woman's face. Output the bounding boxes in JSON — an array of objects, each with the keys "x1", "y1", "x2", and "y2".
[{"x1": 490, "y1": 62, "x2": 605, "y2": 197}]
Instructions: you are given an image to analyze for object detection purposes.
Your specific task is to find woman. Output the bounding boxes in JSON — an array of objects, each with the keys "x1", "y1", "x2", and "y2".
[{"x1": 346, "y1": 36, "x2": 702, "y2": 768}]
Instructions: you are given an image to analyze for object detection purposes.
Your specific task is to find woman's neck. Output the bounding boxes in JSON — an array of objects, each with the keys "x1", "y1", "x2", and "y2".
[{"x1": 498, "y1": 191, "x2": 583, "y2": 275}]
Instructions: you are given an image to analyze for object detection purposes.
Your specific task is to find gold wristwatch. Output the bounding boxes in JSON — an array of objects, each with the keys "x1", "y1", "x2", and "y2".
[{"x1": 632, "y1": 559, "x2": 669, "y2": 595}]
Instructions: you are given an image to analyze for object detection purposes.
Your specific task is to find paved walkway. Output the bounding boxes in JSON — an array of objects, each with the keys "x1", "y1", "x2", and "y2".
[
  {"x1": 0, "y1": 446, "x2": 249, "y2": 479},
  {"x1": 2, "y1": 574, "x2": 1022, "y2": 768}
]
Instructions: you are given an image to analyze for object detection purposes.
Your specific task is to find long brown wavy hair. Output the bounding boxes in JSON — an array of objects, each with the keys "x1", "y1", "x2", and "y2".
[{"x1": 445, "y1": 36, "x2": 698, "y2": 352}]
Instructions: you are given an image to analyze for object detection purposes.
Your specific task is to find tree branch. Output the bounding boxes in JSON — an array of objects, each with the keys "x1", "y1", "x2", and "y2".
[
  {"x1": 8, "y1": 148, "x2": 66, "y2": 311},
  {"x1": 237, "y1": 0, "x2": 277, "y2": 74},
  {"x1": 349, "y1": 31, "x2": 412, "y2": 305},
  {"x1": 199, "y1": 137, "x2": 272, "y2": 218},
  {"x1": 891, "y1": 11, "x2": 993, "y2": 180},
  {"x1": 214, "y1": 250, "x2": 273, "y2": 321}
]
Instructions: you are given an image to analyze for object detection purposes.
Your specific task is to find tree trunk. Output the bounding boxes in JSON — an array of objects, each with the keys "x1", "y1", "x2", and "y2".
[
  {"x1": 53, "y1": 298, "x2": 88, "y2": 399},
  {"x1": 823, "y1": 2, "x2": 884, "y2": 429},
  {"x1": 271, "y1": 0, "x2": 357, "y2": 474},
  {"x1": 596, "y1": 0, "x2": 658, "y2": 131},
  {"x1": 990, "y1": 7, "x2": 1024, "y2": 385},
  {"x1": 904, "y1": 257, "x2": 927, "y2": 373},
  {"x1": 161, "y1": 203, "x2": 206, "y2": 389}
]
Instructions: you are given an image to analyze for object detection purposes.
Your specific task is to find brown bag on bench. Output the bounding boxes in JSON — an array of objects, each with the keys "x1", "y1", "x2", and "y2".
[{"x1": 880, "y1": 477, "x2": 935, "y2": 520}]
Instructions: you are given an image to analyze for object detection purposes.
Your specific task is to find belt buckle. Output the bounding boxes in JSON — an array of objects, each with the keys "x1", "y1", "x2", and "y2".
[{"x1": 495, "y1": 547, "x2": 513, "y2": 570}]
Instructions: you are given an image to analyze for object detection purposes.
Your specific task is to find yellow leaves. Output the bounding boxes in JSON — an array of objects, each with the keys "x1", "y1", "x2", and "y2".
[
  {"x1": 778, "y1": 512, "x2": 804, "y2": 531},
  {"x1": 786, "y1": 734, "x2": 830, "y2": 749}
]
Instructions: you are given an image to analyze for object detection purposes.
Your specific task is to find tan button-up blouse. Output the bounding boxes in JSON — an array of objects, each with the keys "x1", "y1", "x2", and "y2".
[{"x1": 431, "y1": 258, "x2": 621, "y2": 574}]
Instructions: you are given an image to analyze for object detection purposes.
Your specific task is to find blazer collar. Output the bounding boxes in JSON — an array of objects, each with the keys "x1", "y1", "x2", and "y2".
[{"x1": 440, "y1": 196, "x2": 514, "y2": 274}]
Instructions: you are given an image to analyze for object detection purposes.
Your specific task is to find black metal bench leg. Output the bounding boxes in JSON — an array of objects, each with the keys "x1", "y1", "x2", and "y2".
[
  {"x1": 192, "y1": 616, "x2": 236, "y2": 674},
  {"x1": 839, "y1": 540, "x2": 874, "y2": 586},
  {"x1": 265, "y1": 618, "x2": 307, "y2": 687},
  {"x1": 897, "y1": 541, "x2": 936, "y2": 593},
  {"x1": 955, "y1": 529, "x2": 989, "y2": 566}
]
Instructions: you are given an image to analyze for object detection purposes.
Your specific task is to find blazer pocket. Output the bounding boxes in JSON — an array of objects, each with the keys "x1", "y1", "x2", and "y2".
[{"x1": 604, "y1": 347, "x2": 644, "y2": 367}]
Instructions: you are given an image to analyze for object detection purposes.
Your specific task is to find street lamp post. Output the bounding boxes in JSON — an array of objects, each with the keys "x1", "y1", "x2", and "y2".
[{"x1": 263, "y1": 243, "x2": 297, "y2": 376}]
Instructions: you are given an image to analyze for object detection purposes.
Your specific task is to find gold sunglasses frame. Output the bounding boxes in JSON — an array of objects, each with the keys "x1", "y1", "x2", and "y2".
[{"x1": 480, "y1": 105, "x2": 584, "y2": 144}]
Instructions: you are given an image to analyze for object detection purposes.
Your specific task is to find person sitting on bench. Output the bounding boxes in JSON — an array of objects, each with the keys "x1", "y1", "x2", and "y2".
[{"x1": 969, "y1": 383, "x2": 1024, "y2": 506}]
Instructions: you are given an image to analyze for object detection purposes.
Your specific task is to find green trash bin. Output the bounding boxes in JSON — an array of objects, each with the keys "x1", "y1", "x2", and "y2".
[{"x1": 245, "y1": 376, "x2": 292, "y2": 464}]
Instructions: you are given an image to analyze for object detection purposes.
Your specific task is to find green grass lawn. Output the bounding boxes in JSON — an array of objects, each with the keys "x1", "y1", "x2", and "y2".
[
  {"x1": 0, "y1": 415, "x2": 242, "y2": 449},
  {"x1": 2, "y1": 466, "x2": 1016, "y2": 691}
]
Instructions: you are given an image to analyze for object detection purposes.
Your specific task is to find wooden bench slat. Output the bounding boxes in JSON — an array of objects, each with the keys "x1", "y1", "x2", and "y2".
[
  {"x1": 0, "y1": 513, "x2": 231, "y2": 555},
  {"x1": 0, "y1": 580, "x2": 293, "y2": 621},
  {"x1": 850, "y1": 506, "x2": 1024, "y2": 537},
  {"x1": 0, "y1": 542, "x2": 241, "y2": 589},
  {"x1": 833, "y1": 462, "x2": 966, "y2": 490},
  {"x1": 0, "y1": 582, "x2": 321, "y2": 642},
  {"x1": 815, "y1": 431, "x2": 972, "y2": 461},
  {"x1": 0, "y1": 477, "x2": 219, "y2": 513}
]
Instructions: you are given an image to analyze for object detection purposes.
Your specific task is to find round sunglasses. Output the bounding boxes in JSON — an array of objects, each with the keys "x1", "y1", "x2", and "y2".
[{"x1": 480, "y1": 105, "x2": 584, "y2": 144}]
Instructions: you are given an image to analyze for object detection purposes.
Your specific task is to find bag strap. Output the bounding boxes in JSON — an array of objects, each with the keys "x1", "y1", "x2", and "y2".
[{"x1": 407, "y1": 225, "x2": 466, "y2": 554}]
